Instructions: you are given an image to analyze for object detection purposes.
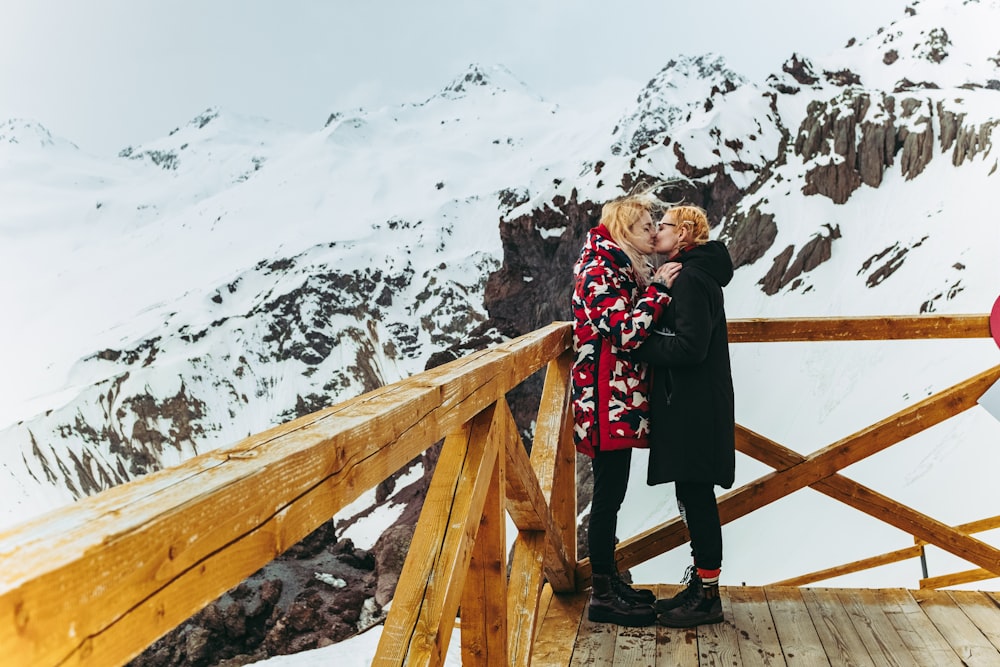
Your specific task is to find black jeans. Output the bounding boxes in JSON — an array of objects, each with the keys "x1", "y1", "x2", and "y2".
[
  {"x1": 588, "y1": 447, "x2": 632, "y2": 576},
  {"x1": 676, "y1": 480, "x2": 723, "y2": 571}
]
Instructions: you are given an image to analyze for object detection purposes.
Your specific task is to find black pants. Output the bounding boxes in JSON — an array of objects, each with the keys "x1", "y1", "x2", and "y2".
[
  {"x1": 676, "y1": 480, "x2": 723, "y2": 571},
  {"x1": 588, "y1": 447, "x2": 632, "y2": 576}
]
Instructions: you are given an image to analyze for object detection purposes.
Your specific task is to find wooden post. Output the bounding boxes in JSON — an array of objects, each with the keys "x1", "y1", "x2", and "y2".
[
  {"x1": 373, "y1": 403, "x2": 504, "y2": 666},
  {"x1": 461, "y1": 440, "x2": 508, "y2": 666}
]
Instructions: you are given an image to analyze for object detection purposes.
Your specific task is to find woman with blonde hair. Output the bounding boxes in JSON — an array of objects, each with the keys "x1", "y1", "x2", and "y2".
[
  {"x1": 635, "y1": 204, "x2": 735, "y2": 628},
  {"x1": 571, "y1": 186, "x2": 680, "y2": 626}
]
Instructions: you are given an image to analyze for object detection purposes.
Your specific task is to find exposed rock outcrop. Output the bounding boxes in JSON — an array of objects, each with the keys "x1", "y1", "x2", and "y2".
[
  {"x1": 485, "y1": 189, "x2": 603, "y2": 336},
  {"x1": 129, "y1": 523, "x2": 382, "y2": 667},
  {"x1": 937, "y1": 101, "x2": 999, "y2": 166},
  {"x1": 898, "y1": 98, "x2": 935, "y2": 180},
  {"x1": 719, "y1": 203, "x2": 778, "y2": 270},
  {"x1": 759, "y1": 225, "x2": 842, "y2": 295},
  {"x1": 796, "y1": 92, "x2": 897, "y2": 203}
]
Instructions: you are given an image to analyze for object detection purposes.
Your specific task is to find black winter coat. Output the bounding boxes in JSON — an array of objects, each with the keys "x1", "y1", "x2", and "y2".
[{"x1": 633, "y1": 240, "x2": 736, "y2": 488}]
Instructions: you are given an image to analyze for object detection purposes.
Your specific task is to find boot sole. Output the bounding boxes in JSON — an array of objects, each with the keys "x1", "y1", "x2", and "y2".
[
  {"x1": 588, "y1": 608, "x2": 656, "y2": 627},
  {"x1": 656, "y1": 612, "x2": 724, "y2": 628}
]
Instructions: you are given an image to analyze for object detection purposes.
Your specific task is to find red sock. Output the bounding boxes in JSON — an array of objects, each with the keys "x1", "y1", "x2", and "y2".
[{"x1": 697, "y1": 567, "x2": 721, "y2": 585}]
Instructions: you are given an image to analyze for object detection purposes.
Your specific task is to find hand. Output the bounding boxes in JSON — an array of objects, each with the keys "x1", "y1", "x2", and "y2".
[{"x1": 655, "y1": 262, "x2": 682, "y2": 289}]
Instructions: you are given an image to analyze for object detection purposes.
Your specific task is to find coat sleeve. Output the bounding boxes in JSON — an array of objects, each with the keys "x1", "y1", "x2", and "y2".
[
  {"x1": 632, "y1": 270, "x2": 713, "y2": 366},
  {"x1": 577, "y1": 258, "x2": 670, "y2": 351}
]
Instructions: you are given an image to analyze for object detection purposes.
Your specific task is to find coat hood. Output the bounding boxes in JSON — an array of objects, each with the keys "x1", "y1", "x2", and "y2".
[
  {"x1": 579, "y1": 224, "x2": 632, "y2": 273},
  {"x1": 674, "y1": 240, "x2": 733, "y2": 287}
]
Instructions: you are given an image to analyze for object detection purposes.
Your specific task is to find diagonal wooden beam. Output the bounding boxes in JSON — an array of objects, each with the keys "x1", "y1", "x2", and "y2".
[
  {"x1": 603, "y1": 364, "x2": 1000, "y2": 574},
  {"x1": 504, "y1": 352, "x2": 576, "y2": 592},
  {"x1": 721, "y1": 365, "x2": 1000, "y2": 523},
  {"x1": 504, "y1": 407, "x2": 574, "y2": 592},
  {"x1": 737, "y1": 426, "x2": 1000, "y2": 583}
]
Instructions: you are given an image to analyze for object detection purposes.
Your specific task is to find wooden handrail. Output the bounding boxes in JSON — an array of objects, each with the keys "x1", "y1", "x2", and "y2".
[
  {"x1": 0, "y1": 313, "x2": 996, "y2": 667},
  {"x1": 727, "y1": 314, "x2": 990, "y2": 342},
  {"x1": 0, "y1": 322, "x2": 571, "y2": 667}
]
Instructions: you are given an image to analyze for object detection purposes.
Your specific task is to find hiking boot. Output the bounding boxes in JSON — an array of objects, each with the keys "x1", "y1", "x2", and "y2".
[
  {"x1": 657, "y1": 581, "x2": 723, "y2": 628},
  {"x1": 612, "y1": 570, "x2": 656, "y2": 605},
  {"x1": 588, "y1": 574, "x2": 656, "y2": 626},
  {"x1": 655, "y1": 565, "x2": 701, "y2": 613}
]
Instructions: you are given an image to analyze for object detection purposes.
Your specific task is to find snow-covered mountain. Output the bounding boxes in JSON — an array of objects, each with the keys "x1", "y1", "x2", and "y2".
[{"x1": 2, "y1": 0, "x2": 999, "y2": 664}]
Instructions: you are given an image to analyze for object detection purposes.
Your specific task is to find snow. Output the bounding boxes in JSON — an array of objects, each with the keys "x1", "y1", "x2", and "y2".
[
  {"x1": 247, "y1": 624, "x2": 463, "y2": 667},
  {"x1": 1, "y1": 1, "x2": 999, "y2": 665}
]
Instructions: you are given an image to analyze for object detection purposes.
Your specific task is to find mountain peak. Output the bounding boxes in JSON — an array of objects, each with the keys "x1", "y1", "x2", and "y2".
[
  {"x1": 611, "y1": 52, "x2": 749, "y2": 155},
  {"x1": 433, "y1": 63, "x2": 540, "y2": 101},
  {"x1": 0, "y1": 118, "x2": 78, "y2": 152},
  {"x1": 115, "y1": 106, "x2": 292, "y2": 171}
]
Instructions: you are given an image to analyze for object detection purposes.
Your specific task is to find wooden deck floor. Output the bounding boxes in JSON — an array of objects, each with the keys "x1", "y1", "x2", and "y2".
[{"x1": 531, "y1": 584, "x2": 1000, "y2": 666}]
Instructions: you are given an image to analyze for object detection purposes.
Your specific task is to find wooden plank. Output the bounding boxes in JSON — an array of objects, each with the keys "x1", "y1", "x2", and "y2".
[
  {"x1": 569, "y1": 603, "x2": 619, "y2": 666},
  {"x1": 614, "y1": 364, "x2": 1000, "y2": 573},
  {"x1": 836, "y1": 588, "x2": 919, "y2": 666},
  {"x1": 374, "y1": 403, "x2": 502, "y2": 666},
  {"x1": 461, "y1": 444, "x2": 508, "y2": 667},
  {"x1": 800, "y1": 587, "x2": 876, "y2": 667},
  {"x1": 727, "y1": 586, "x2": 786, "y2": 666},
  {"x1": 921, "y1": 568, "x2": 999, "y2": 589},
  {"x1": 654, "y1": 584, "x2": 699, "y2": 667},
  {"x1": 736, "y1": 421, "x2": 1000, "y2": 582},
  {"x1": 507, "y1": 531, "x2": 547, "y2": 667},
  {"x1": 727, "y1": 314, "x2": 990, "y2": 343},
  {"x1": 878, "y1": 588, "x2": 963, "y2": 667},
  {"x1": 695, "y1": 590, "x2": 742, "y2": 666},
  {"x1": 614, "y1": 622, "x2": 657, "y2": 666},
  {"x1": 910, "y1": 589, "x2": 1000, "y2": 664},
  {"x1": 531, "y1": 586, "x2": 586, "y2": 667},
  {"x1": 946, "y1": 590, "x2": 1000, "y2": 652},
  {"x1": 763, "y1": 587, "x2": 830, "y2": 666}
]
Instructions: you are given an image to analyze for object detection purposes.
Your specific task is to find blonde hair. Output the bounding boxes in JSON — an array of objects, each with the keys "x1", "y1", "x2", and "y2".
[
  {"x1": 601, "y1": 185, "x2": 674, "y2": 285},
  {"x1": 666, "y1": 205, "x2": 711, "y2": 246}
]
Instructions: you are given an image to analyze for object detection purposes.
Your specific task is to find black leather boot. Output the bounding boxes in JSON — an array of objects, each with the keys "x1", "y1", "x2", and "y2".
[
  {"x1": 655, "y1": 565, "x2": 701, "y2": 613},
  {"x1": 657, "y1": 580, "x2": 723, "y2": 628},
  {"x1": 588, "y1": 573, "x2": 656, "y2": 626},
  {"x1": 612, "y1": 570, "x2": 656, "y2": 604}
]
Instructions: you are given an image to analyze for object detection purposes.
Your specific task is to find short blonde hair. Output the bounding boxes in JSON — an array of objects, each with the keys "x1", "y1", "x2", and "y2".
[{"x1": 667, "y1": 205, "x2": 710, "y2": 246}]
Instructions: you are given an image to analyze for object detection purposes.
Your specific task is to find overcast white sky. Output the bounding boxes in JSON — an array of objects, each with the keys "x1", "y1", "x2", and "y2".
[{"x1": 2, "y1": 0, "x2": 912, "y2": 156}]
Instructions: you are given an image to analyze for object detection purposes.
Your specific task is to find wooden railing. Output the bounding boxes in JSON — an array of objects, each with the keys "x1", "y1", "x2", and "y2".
[{"x1": 0, "y1": 315, "x2": 996, "y2": 666}]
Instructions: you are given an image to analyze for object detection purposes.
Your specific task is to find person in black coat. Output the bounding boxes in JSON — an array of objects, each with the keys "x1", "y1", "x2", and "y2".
[{"x1": 632, "y1": 204, "x2": 735, "y2": 628}]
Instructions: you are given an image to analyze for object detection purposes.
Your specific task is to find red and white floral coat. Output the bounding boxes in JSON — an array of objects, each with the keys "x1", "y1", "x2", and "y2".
[{"x1": 571, "y1": 224, "x2": 671, "y2": 458}]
